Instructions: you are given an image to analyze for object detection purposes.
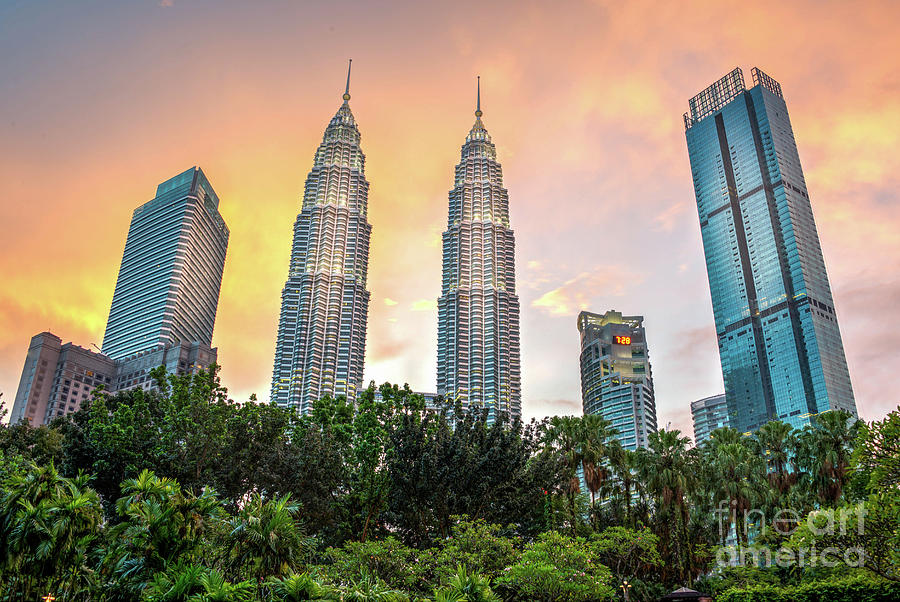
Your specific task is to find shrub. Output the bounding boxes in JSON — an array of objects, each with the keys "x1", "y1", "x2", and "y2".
[
  {"x1": 716, "y1": 574, "x2": 900, "y2": 602},
  {"x1": 323, "y1": 537, "x2": 429, "y2": 593},
  {"x1": 494, "y1": 531, "x2": 615, "y2": 601},
  {"x1": 432, "y1": 518, "x2": 519, "y2": 582}
]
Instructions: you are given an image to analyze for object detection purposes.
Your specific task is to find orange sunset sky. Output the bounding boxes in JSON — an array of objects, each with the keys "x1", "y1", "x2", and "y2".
[{"x1": 1, "y1": 0, "x2": 898, "y2": 435}]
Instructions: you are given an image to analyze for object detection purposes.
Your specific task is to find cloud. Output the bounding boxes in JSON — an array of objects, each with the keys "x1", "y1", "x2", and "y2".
[
  {"x1": 654, "y1": 201, "x2": 689, "y2": 232},
  {"x1": 384, "y1": 298, "x2": 398, "y2": 306},
  {"x1": 524, "y1": 398, "x2": 583, "y2": 420},
  {"x1": 531, "y1": 267, "x2": 641, "y2": 317},
  {"x1": 410, "y1": 299, "x2": 437, "y2": 311},
  {"x1": 158, "y1": 0, "x2": 174, "y2": 7}
]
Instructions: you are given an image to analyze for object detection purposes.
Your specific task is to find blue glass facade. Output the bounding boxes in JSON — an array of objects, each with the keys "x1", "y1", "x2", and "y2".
[
  {"x1": 102, "y1": 167, "x2": 229, "y2": 360},
  {"x1": 685, "y1": 67, "x2": 857, "y2": 433}
]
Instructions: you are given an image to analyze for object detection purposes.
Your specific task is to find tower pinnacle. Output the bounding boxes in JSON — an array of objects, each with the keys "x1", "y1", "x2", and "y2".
[
  {"x1": 343, "y1": 59, "x2": 352, "y2": 102},
  {"x1": 475, "y1": 76, "x2": 482, "y2": 118}
]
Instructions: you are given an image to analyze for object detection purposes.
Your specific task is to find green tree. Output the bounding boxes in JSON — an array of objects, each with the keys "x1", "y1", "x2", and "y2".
[
  {"x1": 0, "y1": 464, "x2": 102, "y2": 600},
  {"x1": 795, "y1": 410, "x2": 859, "y2": 507},
  {"x1": 580, "y1": 414, "x2": 617, "y2": 523},
  {"x1": 223, "y1": 493, "x2": 306, "y2": 588},
  {"x1": 544, "y1": 416, "x2": 585, "y2": 535},
  {"x1": 101, "y1": 470, "x2": 223, "y2": 601},
  {"x1": 494, "y1": 531, "x2": 615, "y2": 602}
]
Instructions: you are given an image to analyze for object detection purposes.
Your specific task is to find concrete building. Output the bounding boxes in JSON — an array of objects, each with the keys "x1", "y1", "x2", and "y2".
[
  {"x1": 9, "y1": 332, "x2": 217, "y2": 426},
  {"x1": 436, "y1": 78, "x2": 521, "y2": 422},
  {"x1": 10, "y1": 332, "x2": 116, "y2": 426},
  {"x1": 113, "y1": 341, "x2": 218, "y2": 392},
  {"x1": 684, "y1": 67, "x2": 856, "y2": 433},
  {"x1": 691, "y1": 393, "x2": 729, "y2": 446},
  {"x1": 577, "y1": 310, "x2": 657, "y2": 450}
]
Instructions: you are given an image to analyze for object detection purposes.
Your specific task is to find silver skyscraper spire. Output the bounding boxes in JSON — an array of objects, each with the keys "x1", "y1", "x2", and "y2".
[
  {"x1": 271, "y1": 60, "x2": 372, "y2": 412},
  {"x1": 436, "y1": 78, "x2": 522, "y2": 421}
]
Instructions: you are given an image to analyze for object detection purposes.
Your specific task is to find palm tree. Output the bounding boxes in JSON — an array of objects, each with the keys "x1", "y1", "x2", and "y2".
[
  {"x1": 544, "y1": 415, "x2": 585, "y2": 534},
  {"x1": 604, "y1": 440, "x2": 640, "y2": 528},
  {"x1": 756, "y1": 421, "x2": 797, "y2": 496},
  {"x1": 435, "y1": 565, "x2": 500, "y2": 602},
  {"x1": 705, "y1": 431, "x2": 764, "y2": 546},
  {"x1": 265, "y1": 571, "x2": 341, "y2": 601},
  {"x1": 580, "y1": 415, "x2": 617, "y2": 520},
  {"x1": 0, "y1": 464, "x2": 102, "y2": 599},
  {"x1": 102, "y1": 470, "x2": 224, "y2": 600},
  {"x1": 342, "y1": 573, "x2": 409, "y2": 602},
  {"x1": 637, "y1": 429, "x2": 693, "y2": 584},
  {"x1": 226, "y1": 493, "x2": 305, "y2": 588},
  {"x1": 797, "y1": 410, "x2": 859, "y2": 506}
]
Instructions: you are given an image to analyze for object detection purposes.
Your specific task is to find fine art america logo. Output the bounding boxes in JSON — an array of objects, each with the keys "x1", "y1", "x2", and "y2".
[{"x1": 714, "y1": 501, "x2": 867, "y2": 568}]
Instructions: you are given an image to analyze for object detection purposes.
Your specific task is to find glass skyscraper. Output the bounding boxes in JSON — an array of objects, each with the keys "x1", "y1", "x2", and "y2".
[
  {"x1": 271, "y1": 63, "x2": 371, "y2": 412},
  {"x1": 102, "y1": 167, "x2": 229, "y2": 360},
  {"x1": 577, "y1": 310, "x2": 657, "y2": 450},
  {"x1": 691, "y1": 393, "x2": 729, "y2": 446},
  {"x1": 684, "y1": 67, "x2": 857, "y2": 433},
  {"x1": 437, "y1": 79, "x2": 521, "y2": 421}
]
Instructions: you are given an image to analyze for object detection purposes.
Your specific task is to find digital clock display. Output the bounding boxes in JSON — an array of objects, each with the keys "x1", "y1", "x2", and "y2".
[{"x1": 614, "y1": 335, "x2": 632, "y2": 345}]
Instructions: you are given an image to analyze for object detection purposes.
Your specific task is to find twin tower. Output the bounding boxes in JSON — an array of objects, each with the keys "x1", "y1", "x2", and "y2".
[{"x1": 270, "y1": 64, "x2": 522, "y2": 420}]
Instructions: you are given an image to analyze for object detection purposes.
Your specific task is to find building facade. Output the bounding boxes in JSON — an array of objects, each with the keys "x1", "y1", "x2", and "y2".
[
  {"x1": 102, "y1": 167, "x2": 229, "y2": 360},
  {"x1": 436, "y1": 79, "x2": 521, "y2": 422},
  {"x1": 691, "y1": 393, "x2": 729, "y2": 446},
  {"x1": 271, "y1": 64, "x2": 371, "y2": 413},
  {"x1": 113, "y1": 341, "x2": 218, "y2": 392},
  {"x1": 577, "y1": 310, "x2": 657, "y2": 450},
  {"x1": 9, "y1": 332, "x2": 217, "y2": 426},
  {"x1": 684, "y1": 67, "x2": 857, "y2": 433},
  {"x1": 10, "y1": 332, "x2": 117, "y2": 426}
]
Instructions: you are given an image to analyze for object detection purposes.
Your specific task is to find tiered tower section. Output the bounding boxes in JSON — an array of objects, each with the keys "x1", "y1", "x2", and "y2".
[
  {"x1": 437, "y1": 79, "x2": 521, "y2": 421},
  {"x1": 271, "y1": 63, "x2": 371, "y2": 413}
]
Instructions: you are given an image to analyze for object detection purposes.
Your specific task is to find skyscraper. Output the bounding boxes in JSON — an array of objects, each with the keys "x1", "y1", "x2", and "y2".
[
  {"x1": 577, "y1": 310, "x2": 657, "y2": 450},
  {"x1": 684, "y1": 67, "x2": 857, "y2": 433},
  {"x1": 271, "y1": 62, "x2": 371, "y2": 412},
  {"x1": 437, "y1": 78, "x2": 521, "y2": 421},
  {"x1": 102, "y1": 166, "x2": 229, "y2": 360},
  {"x1": 691, "y1": 393, "x2": 729, "y2": 446}
]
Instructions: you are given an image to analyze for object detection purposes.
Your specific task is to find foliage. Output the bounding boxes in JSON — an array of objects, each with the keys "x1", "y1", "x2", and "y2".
[
  {"x1": 716, "y1": 574, "x2": 900, "y2": 602},
  {"x1": 2, "y1": 370, "x2": 897, "y2": 600},
  {"x1": 494, "y1": 531, "x2": 615, "y2": 601},
  {"x1": 434, "y1": 565, "x2": 500, "y2": 602},
  {"x1": 431, "y1": 518, "x2": 519, "y2": 582},
  {"x1": 323, "y1": 536, "x2": 430, "y2": 593}
]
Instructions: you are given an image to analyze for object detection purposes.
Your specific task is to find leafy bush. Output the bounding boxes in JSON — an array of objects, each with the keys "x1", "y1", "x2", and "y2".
[
  {"x1": 494, "y1": 531, "x2": 615, "y2": 601},
  {"x1": 717, "y1": 574, "x2": 900, "y2": 602},
  {"x1": 432, "y1": 518, "x2": 519, "y2": 581},
  {"x1": 323, "y1": 537, "x2": 429, "y2": 593},
  {"x1": 434, "y1": 565, "x2": 500, "y2": 602}
]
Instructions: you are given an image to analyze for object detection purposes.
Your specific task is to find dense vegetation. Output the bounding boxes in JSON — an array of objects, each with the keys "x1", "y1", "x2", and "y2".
[{"x1": 0, "y1": 368, "x2": 897, "y2": 601}]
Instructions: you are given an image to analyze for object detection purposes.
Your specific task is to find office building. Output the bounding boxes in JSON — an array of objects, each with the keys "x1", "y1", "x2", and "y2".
[
  {"x1": 271, "y1": 62, "x2": 372, "y2": 412},
  {"x1": 684, "y1": 67, "x2": 857, "y2": 433},
  {"x1": 691, "y1": 393, "x2": 729, "y2": 446},
  {"x1": 436, "y1": 78, "x2": 521, "y2": 421},
  {"x1": 10, "y1": 332, "x2": 116, "y2": 426},
  {"x1": 102, "y1": 166, "x2": 229, "y2": 360},
  {"x1": 577, "y1": 310, "x2": 657, "y2": 449},
  {"x1": 9, "y1": 332, "x2": 217, "y2": 425}
]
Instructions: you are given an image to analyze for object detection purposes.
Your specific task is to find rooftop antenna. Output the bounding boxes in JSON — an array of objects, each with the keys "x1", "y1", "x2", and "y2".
[
  {"x1": 343, "y1": 58, "x2": 352, "y2": 102},
  {"x1": 475, "y1": 75, "x2": 482, "y2": 118}
]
